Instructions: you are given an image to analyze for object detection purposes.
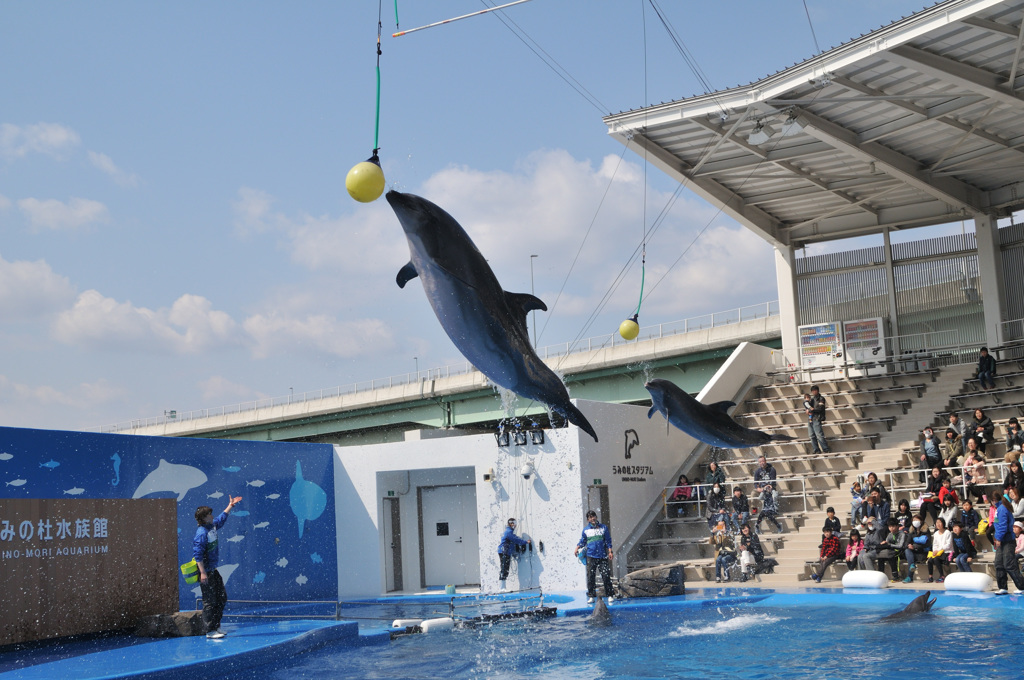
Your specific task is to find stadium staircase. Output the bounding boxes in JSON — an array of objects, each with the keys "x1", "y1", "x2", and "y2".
[{"x1": 624, "y1": 361, "x2": 1022, "y2": 586}]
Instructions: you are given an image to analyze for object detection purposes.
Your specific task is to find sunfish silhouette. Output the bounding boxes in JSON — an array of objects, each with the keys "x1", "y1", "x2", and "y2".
[
  {"x1": 290, "y1": 460, "x2": 326, "y2": 538},
  {"x1": 645, "y1": 378, "x2": 795, "y2": 449},
  {"x1": 132, "y1": 459, "x2": 207, "y2": 502},
  {"x1": 386, "y1": 190, "x2": 597, "y2": 441},
  {"x1": 879, "y1": 591, "x2": 936, "y2": 622}
]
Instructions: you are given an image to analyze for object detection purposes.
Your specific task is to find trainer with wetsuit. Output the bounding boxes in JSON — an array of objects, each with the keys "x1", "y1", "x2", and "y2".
[{"x1": 575, "y1": 510, "x2": 614, "y2": 603}]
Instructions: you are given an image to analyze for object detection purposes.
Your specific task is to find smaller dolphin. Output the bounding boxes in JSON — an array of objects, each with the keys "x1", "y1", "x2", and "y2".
[
  {"x1": 588, "y1": 597, "x2": 612, "y2": 627},
  {"x1": 645, "y1": 378, "x2": 796, "y2": 449},
  {"x1": 40, "y1": 460, "x2": 60, "y2": 470},
  {"x1": 879, "y1": 591, "x2": 936, "y2": 622}
]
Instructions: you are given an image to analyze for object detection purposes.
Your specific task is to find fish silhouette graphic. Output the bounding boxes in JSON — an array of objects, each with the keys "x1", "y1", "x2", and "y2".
[
  {"x1": 0, "y1": 453, "x2": 13, "y2": 461},
  {"x1": 64, "y1": 487, "x2": 85, "y2": 495},
  {"x1": 290, "y1": 460, "x2": 327, "y2": 538},
  {"x1": 132, "y1": 459, "x2": 207, "y2": 502},
  {"x1": 110, "y1": 453, "x2": 121, "y2": 486},
  {"x1": 40, "y1": 460, "x2": 60, "y2": 470}
]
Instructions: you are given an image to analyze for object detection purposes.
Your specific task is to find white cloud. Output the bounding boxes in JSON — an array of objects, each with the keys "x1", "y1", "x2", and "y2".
[
  {"x1": 0, "y1": 122, "x2": 80, "y2": 160},
  {"x1": 18, "y1": 197, "x2": 109, "y2": 231},
  {"x1": 0, "y1": 194, "x2": 10, "y2": 210},
  {"x1": 243, "y1": 312, "x2": 395, "y2": 360},
  {"x1": 0, "y1": 253, "x2": 77, "y2": 321},
  {"x1": 88, "y1": 150, "x2": 139, "y2": 187},
  {"x1": 0, "y1": 374, "x2": 124, "y2": 409},
  {"x1": 198, "y1": 375, "x2": 263, "y2": 403},
  {"x1": 52, "y1": 290, "x2": 242, "y2": 354}
]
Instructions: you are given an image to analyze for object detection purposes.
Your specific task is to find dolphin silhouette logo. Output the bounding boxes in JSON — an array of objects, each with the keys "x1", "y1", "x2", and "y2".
[
  {"x1": 624, "y1": 429, "x2": 640, "y2": 459},
  {"x1": 132, "y1": 459, "x2": 207, "y2": 502}
]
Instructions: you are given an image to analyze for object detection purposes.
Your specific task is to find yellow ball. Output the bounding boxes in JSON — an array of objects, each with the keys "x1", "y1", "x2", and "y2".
[
  {"x1": 346, "y1": 160, "x2": 386, "y2": 203},
  {"x1": 619, "y1": 317, "x2": 640, "y2": 341}
]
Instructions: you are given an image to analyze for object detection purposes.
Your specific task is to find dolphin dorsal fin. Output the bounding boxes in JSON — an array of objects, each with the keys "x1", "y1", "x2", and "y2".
[
  {"x1": 707, "y1": 400, "x2": 736, "y2": 413},
  {"x1": 397, "y1": 262, "x2": 418, "y2": 289},
  {"x1": 503, "y1": 291, "x2": 547, "y2": 338}
]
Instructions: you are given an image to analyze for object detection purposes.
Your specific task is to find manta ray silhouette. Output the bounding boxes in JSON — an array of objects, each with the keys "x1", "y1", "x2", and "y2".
[{"x1": 290, "y1": 460, "x2": 327, "y2": 538}]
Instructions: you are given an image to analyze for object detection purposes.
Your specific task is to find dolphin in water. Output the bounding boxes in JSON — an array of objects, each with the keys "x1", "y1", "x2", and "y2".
[
  {"x1": 879, "y1": 591, "x2": 936, "y2": 622},
  {"x1": 588, "y1": 597, "x2": 612, "y2": 626},
  {"x1": 644, "y1": 378, "x2": 795, "y2": 449},
  {"x1": 386, "y1": 191, "x2": 597, "y2": 441}
]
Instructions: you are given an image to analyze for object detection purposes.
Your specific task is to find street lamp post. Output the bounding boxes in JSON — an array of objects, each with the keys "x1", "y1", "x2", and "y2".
[
  {"x1": 530, "y1": 254, "x2": 538, "y2": 347},
  {"x1": 414, "y1": 356, "x2": 418, "y2": 378}
]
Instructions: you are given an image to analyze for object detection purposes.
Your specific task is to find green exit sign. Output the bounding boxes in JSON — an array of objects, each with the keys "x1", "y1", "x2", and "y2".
[
  {"x1": 593, "y1": 479, "x2": 602, "y2": 485},
  {"x1": 387, "y1": 490, "x2": 394, "y2": 497}
]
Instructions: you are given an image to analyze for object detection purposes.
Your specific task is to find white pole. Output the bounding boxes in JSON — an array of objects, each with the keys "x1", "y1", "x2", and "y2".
[{"x1": 392, "y1": 0, "x2": 535, "y2": 38}]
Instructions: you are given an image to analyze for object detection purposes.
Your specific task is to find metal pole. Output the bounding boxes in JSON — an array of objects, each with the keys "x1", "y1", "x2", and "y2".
[{"x1": 530, "y1": 254, "x2": 538, "y2": 347}]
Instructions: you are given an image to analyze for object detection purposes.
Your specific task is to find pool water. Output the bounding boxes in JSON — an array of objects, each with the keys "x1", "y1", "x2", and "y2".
[{"x1": 224, "y1": 591, "x2": 1022, "y2": 680}]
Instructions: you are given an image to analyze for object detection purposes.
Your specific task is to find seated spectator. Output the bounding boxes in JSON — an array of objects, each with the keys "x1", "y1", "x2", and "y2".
[
  {"x1": 846, "y1": 528, "x2": 864, "y2": 571},
  {"x1": 1006, "y1": 486, "x2": 1024, "y2": 521},
  {"x1": 919, "y1": 426, "x2": 942, "y2": 483},
  {"x1": 920, "y1": 466, "x2": 946, "y2": 522},
  {"x1": 857, "y1": 516, "x2": 884, "y2": 570},
  {"x1": 809, "y1": 526, "x2": 842, "y2": 583},
  {"x1": 961, "y1": 441, "x2": 989, "y2": 504},
  {"x1": 1007, "y1": 418, "x2": 1024, "y2": 454},
  {"x1": 948, "y1": 412, "x2": 968, "y2": 442},
  {"x1": 950, "y1": 521, "x2": 977, "y2": 572},
  {"x1": 1014, "y1": 521, "x2": 1024, "y2": 569},
  {"x1": 976, "y1": 346, "x2": 997, "y2": 390},
  {"x1": 668, "y1": 474, "x2": 694, "y2": 517},
  {"x1": 893, "y1": 499, "x2": 913, "y2": 531},
  {"x1": 1004, "y1": 458, "x2": 1024, "y2": 497},
  {"x1": 822, "y1": 506, "x2": 841, "y2": 538},
  {"x1": 737, "y1": 523, "x2": 763, "y2": 582},
  {"x1": 706, "y1": 484, "x2": 728, "y2": 532},
  {"x1": 943, "y1": 428, "x2": 963, "y2": 469},
  {"x1": 730, "y1": 487, "x2": 750, "y2": 534},
  {"x1": 865, "y1": 472, "x2": 891, "y2": 523},
  {"x1": 850, "y1": 480, "x2": 866, "y2": 526},
  {"x1": 960, "y1": 500, "x2": 981, "y2": 538},
  {"x1": 969, "y1": 408, "x2": 995, "y2": 453},
  {"x1": 939, "y1": 495, "x2": 960, "y2": 529},
  {"x1": 938, "y1": 477, "x2": 960, "y2": 507},
  {"x1": 755, "y1": 483, "x2": 783, "y2": 534},
  {"x1": 927, "y1": 518, "x2": 952, "y2": 583},
  {"x1": 904, "y1": 515, "x2": 930, "y2": 583},
  {"x1": 711, "y1": 523, "x2": 736, "y2": 583},
  {"x1": 877, "y1": 518, "x2": 906, "y2": 582},
  {"x1": 703, "y1": 461, "x2": 725, "y2": 499},
  {"x1": 861, "y1": 493, "x2": 880, "y2": 525}
]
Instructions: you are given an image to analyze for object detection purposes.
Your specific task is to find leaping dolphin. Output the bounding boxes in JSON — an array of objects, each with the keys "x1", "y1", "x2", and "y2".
[
  {"x1": 879, "y1": 591, "x2": 936, "y2": 622},
  {"x1": 644, "y1": 378, "x2": 795, "y2": 449},
  {"x1": 386, "y1": 190, "x2": 598, "y2": 441}
]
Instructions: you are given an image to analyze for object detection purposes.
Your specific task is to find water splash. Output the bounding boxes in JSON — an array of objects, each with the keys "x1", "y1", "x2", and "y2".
[{"x1": 668, "y1": 613, "x2": 786, "y2": 637}]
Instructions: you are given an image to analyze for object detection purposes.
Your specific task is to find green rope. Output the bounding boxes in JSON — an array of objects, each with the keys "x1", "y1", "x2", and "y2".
[
  {"x1": 374, "y1": 1, "x2": 383, "y2": 154},
  {"x1": 374, "y1": 64, "x2": 381, "y2": 150},
  {"x1": 635, "y1": 263, "x2": 645, "y2": 316},
  {"x1": 393, "y1": 0, "x2": 399, "y2": 30}
]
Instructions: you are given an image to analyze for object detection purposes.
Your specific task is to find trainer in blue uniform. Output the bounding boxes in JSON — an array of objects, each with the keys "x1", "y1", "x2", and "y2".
[
  {"x1": 497, "y1": 518, "x2": 531, "y2": 583},
  {"x1": 193, "y1": 495, "x2": 242, "y2": 639},
  {"x1": 575, "y1": 510, "x2": 614, "y2": 603}
]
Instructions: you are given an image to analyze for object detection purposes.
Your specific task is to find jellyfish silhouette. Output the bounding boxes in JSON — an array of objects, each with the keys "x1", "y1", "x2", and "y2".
[{"x1": 290, "y1": 460, "x2": 327, "y2": 538}]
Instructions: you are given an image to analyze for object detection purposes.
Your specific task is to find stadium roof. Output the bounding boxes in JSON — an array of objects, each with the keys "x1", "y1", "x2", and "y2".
[{"x1": 603, "y1": 0, "x2": 1024, "y2": 248}]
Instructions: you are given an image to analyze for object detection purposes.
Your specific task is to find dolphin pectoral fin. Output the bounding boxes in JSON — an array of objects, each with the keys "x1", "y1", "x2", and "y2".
[
  {"x1": 707, "y1": 401, "x2": 736, "y2": 413},
  {"x1": 503, "y1": 291, "x2": 547, "y2": 338},
  {"x1": 397, "y1": 262, "x2": 419, "y2": 289},
  {"x1": 647, "y1": 406, "x2": 658, "y2": 419}
]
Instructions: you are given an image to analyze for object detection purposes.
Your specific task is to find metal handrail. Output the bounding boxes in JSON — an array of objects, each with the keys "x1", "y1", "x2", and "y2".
[
  {"x1": 101, "y1": 300, "x2": 779, "y2": 432},
  {"x1": 882, "y1": 461, "x2": 1009, "y2": 504},
  {"x1": 662, "y1": 476, "x2": 812, "y2": 520},
  {"x1": 195, "y1": 598, "x2": 344, "y2": 620}
]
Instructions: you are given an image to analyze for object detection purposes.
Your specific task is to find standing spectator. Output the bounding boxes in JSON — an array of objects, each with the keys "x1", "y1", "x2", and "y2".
[
  {"x1": 711, "y1": 524, "x2": 737, "y2": 583},
  {"x1": 977, "y1": 346, "x2": 997, "y2": 390},
  {"x1": 943, "y1": 428, "x2": 963, "y2": 469},
  {"x1": 850, "y1": 480, "x2": 866, "y2": 527},
  {"x1": 969, "y1": 408, "x2": 995, "y2": 454},
  {"x1": 1003, "y1": 458, "x2": 1024, "y2": 496},
  {"x1": 805, "y1": 385, "x2": 831, "y2": 454},
  {"x1": 993, "y1": 493, "x2": 1024, "y2": 594},
  {"x1": 845, "y1": 528, "x2": 864, "y2": 571},
  {"x1": 667, "y1": 475, "x2": 694, "y2": 517},
  {"x1": 703, "y1": 461, "x2": 725, "y2": 499},
  {"x1": 893, "y1": 499, "x2": 914, "y2": 531},
  {"x1": 950, "y1": 522, "x2": 977, "y2": 572},
  {"x1": 706, "y1": 483, "x2": 728, "y2": 532},
  {"x1": 920, "y1": 466, "x2": 946, "y2": 523},
  {"x1": 574, "y1": 510, "x2": 614, "y2": 604},
  {"x1": 926, "y1": 518, "x2": 952, "y2": 583},
  {"x1": 497, "y1": 518, "x2": 530, "y2": 583},
  {"x1": 809, "y1": 526, "x2": 842, "y2": 583},
  {"x1": 753, "y1": 456, "x2": 778, "y2": 509},
  {"x1": 1006, "y1": 418, "x2": 1024, "y2": 454},
  {"x1": 919, "y1": 427, "x2": 942, "y2": 483},
  {"x1": 737, "y1": 524, "x2": 763, "y2": 582},
  {"x1": 865, "y1": 472, "x2": 892, "y2": 524},
  {"x1": 730, "y1": 487, "x2": 750, "y2": 534},
  {"x1": 904, "y1": 515, "x2": 930, "y2": 583},
  {"x1": 877, "y1": 518, "x2": 907, "y2": 582}
]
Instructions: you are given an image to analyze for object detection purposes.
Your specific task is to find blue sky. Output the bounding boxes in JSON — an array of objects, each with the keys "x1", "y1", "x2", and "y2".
[{"x1": 1, "y1": 1, "x2": 949, "y2": 430}]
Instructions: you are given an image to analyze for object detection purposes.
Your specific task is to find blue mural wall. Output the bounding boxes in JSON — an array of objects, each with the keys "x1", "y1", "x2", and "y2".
[{"x1": 0, "y1": 426, "x2": 337, "y2": 611}]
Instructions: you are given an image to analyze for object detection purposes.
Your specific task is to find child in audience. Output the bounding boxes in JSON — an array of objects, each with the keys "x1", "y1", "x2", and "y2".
[
  {"x1": 950, "y1": 521, "x2": 977, "y2": 572},
  {"x1": 845, "y1": 528, "x2": 864, "y2": 571},
  {"x1": 893, "y1": 498, "x2": 913, "y2": 531},
  {"x1": 963, "y1": 442, "x2": 989, "y2": 504},
  {"x1": 939, "y1": 495, "x2": 960, "y2": 529},
  {"x1": 927, "y1": 517, "x2": 952, "y2": 583},
  {"x1": 822, "y1": 506, "x2": 841, "y2": 537},
  {"x1": 850, "y1": 481, "x2": 866, "y2": 527},
  {"x1": 938, "y1": 476, "x2": 960, "y2": 507},
  {"x1": 809, "y1": 526, "x2": 841, "y2": 583},
  {"x1": 960, "y1": 500, "x2": 981, "y2": 539}
]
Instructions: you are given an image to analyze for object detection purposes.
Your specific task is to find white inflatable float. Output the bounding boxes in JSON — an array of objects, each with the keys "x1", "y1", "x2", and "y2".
[
  {"x1": 392, "y1": 618, "x2": 424, "y2": 629},
  {"x1": 942, "y1": 572, "x2": 992, "y2": 592},
  {"x1": 841, "y1": 570, "x2": 889, "y2": 589},
  {"x1": 419, "y1": 617, "x2": 455, "y2": 633}
]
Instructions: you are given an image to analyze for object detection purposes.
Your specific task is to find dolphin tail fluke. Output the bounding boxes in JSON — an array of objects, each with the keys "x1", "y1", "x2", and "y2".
[
  {"x1": 768, "y1": 433, "x2": 796, "y2": 442},
  {"x1": 561, "y1": 403, "x2": 598, "y2": 442}
]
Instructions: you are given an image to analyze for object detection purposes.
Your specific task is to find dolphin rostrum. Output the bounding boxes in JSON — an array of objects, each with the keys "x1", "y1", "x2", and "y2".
[
  {"x1": 644, "y1": 378, "x2": 795, "y2": 449},
  {"x1": 588, "y1": 596, "x2": 612, "y2": 626},
  {"x1": 386, "y1": 190, "x2": 598, "y2": 441},
  {"x1": 879, "y1": 591, "x2": 936, "y2": 622}
]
